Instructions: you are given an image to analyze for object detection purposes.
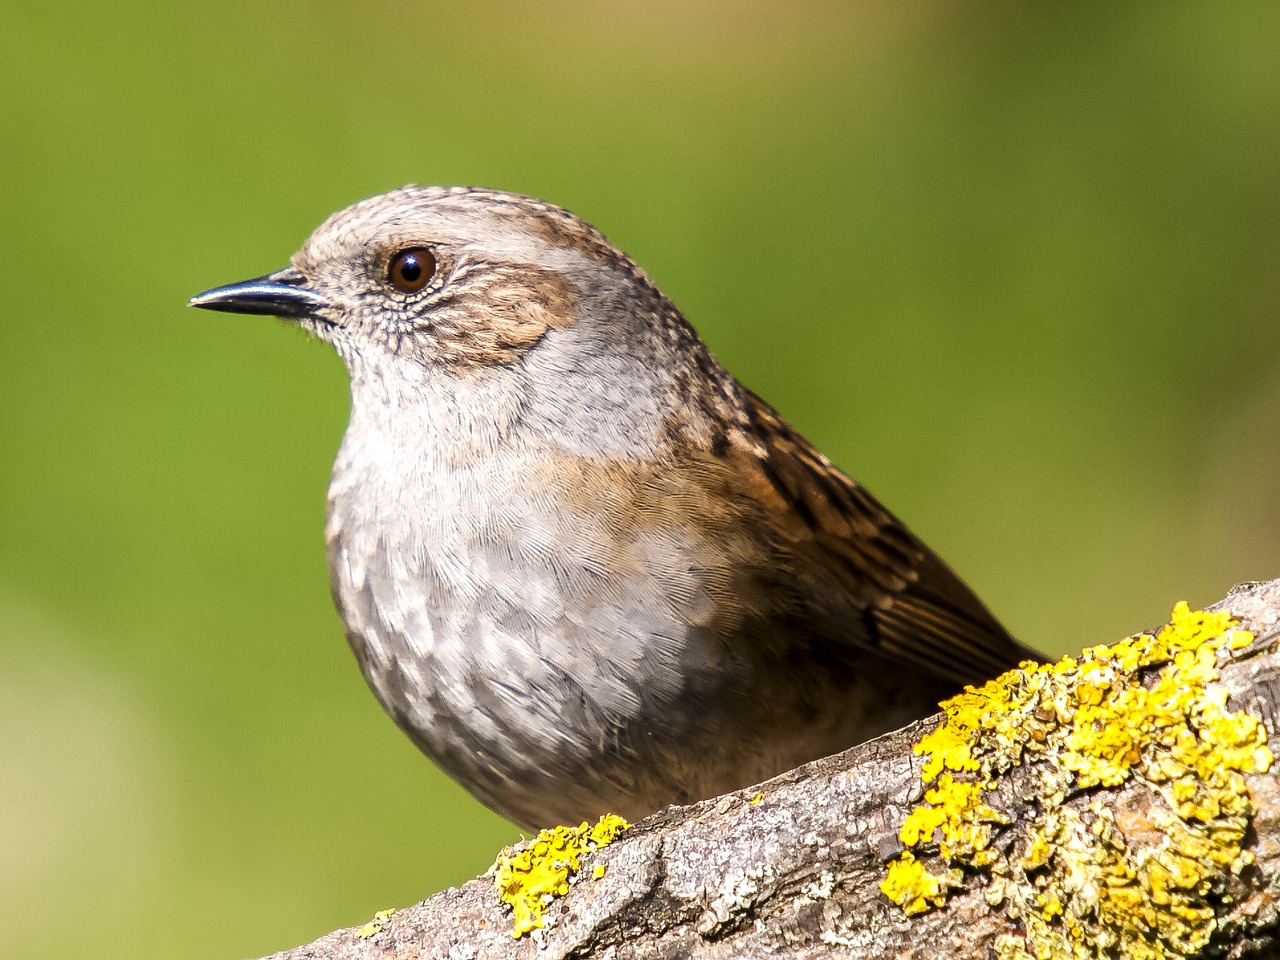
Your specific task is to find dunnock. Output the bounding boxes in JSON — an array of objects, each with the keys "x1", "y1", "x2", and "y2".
[{"x1": 190, "y1": 187, "x2": 1037, "y2": 829}]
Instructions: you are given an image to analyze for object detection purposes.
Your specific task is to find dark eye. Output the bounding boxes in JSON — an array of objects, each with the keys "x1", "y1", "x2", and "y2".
[{"x1": 388, "y1": 247, "x2": 437, "y2": 293}]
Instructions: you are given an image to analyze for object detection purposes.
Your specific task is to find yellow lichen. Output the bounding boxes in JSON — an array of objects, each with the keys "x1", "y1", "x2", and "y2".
[
  {"x1": 493, "y1": 814, "x2": 629, "y2": 938},
  {"x1": 1018, "y1": 823, "x2": 1053, "y2": 871},
  {"x1": 899, "y1": 773, "x2": 1008, "y2": 864},
  {"x1": 354, "y1": 908, "x2": 395, "y2": 939},
  {"x1": 880, "y1": 850, "x2": 961, "y2": 915},
  {"x1": 882, "y1": 601, "x2": 1273, "y2": 960}
]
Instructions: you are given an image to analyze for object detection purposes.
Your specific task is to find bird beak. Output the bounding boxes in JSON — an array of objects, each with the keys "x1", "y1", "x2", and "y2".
[{"x1": 188, "y1": 266, "x2": 329, "y2": 318}]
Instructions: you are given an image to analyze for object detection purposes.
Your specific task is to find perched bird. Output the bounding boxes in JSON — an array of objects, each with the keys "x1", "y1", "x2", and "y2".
[{"x1": 190, "y1": 187, "x2": 1037, "y2": 830}]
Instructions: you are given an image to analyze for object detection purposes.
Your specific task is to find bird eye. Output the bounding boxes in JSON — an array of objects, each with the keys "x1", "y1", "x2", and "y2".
[{"x1": 388, "y1": 247, "x2": 437, "y2": 293}]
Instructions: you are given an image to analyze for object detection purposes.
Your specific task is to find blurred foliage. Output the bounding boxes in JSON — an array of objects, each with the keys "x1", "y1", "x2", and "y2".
[{"x1": 1, "y1": 2, "x2": 1278, "y2": 957}]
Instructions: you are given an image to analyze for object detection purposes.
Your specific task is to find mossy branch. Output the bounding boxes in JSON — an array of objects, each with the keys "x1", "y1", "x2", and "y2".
[{"x1": 254, "y1": 580, "x2": 1280, "y2": 960}]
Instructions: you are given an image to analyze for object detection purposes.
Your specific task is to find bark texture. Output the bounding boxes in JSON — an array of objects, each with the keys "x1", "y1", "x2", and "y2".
[{"x1": 256, "y1": 579, "x2": 1280, "y2": 960}]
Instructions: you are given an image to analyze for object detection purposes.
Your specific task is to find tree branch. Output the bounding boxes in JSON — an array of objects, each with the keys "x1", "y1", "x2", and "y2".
[{"x1": 256, "y1": 579, "x2": 1280, "y2": 960}]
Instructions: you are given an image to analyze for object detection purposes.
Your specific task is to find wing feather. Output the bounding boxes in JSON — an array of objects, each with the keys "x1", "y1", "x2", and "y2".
[{"x1": 736, "y1": 390, "x2": 1040, "y2": 687}]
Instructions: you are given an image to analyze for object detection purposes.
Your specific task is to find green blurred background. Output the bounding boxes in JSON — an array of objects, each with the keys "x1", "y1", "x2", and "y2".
[{"x1": 3, "y1": 2, "x2": 1278, "y2": 957}]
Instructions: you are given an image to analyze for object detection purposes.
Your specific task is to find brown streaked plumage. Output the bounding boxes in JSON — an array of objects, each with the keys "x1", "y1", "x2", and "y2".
[{"x1": 189, "y1": 186, "x2": 1040, "y2": 829}]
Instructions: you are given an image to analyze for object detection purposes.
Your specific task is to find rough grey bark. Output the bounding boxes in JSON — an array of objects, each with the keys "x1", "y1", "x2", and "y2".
[{"x1": 255, "y1": 580, "x2": 1280, "y2": 960}]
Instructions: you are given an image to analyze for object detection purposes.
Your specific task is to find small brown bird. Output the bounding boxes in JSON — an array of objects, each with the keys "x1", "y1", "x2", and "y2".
[{"x1": 190, "y1": 187, "x2": 1037, "y2": 829}]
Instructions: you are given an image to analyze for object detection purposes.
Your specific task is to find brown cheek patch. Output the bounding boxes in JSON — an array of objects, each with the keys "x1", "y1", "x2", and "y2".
[
  {"x1": 435, "y1": 267, "x2": 579, "y2": 367},
  {"x1": 496, "y1": 267, "x2": 578, "y2": 340}
]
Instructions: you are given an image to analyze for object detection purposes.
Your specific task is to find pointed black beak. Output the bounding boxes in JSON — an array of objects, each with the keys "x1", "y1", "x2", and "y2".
[{"x1": 188, "y1": 267, "x2": 329, "y2": 318}]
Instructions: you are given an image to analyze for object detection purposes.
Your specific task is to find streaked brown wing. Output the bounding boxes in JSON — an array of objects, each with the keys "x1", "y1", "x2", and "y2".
[{"x1": 737, "y1": 390, "x2": 1040, "y2": 687}]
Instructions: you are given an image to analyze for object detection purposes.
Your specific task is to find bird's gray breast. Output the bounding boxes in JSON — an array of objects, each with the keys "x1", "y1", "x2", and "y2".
[
  {"x1": 318, "y1": 354, "x2": 901, "y2": 827},
  {"x1": 322, "y1": 386, "x2": 737, "y2": 823}
]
